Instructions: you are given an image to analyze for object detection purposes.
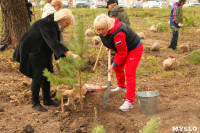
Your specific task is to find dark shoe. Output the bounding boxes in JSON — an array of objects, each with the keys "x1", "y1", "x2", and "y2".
[
  {"x1": 43, "y1": 100, "x2": 60, "y2": 107},
  {"x1": 0, "y1": 44, "x2": 6, "y2": 51},
  {"x1": 32, "y1": 103, "x2": 48, "y2": 112},
  {"x1": 101, "y1": 69, "x2": 108, "y2": 76},
  {"x1": 168, "y1": 48, "x2": 174, "y2": 51}
]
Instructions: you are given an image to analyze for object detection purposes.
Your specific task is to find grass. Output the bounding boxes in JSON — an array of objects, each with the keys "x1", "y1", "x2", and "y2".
[
  {"x1": 0, "y1": 49, "x2": 14, "y2": 59},
  {"x1": 160, "y1": 71, "x2": 184, "y2": 78},
  {"x1": 188, "y1": 49, "x2": 200, "y2": 65}
]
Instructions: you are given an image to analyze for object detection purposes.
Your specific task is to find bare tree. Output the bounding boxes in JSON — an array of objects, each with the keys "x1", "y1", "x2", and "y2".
[{"x1": 0, "y1": 0, "x2": 30, "y2": 49}]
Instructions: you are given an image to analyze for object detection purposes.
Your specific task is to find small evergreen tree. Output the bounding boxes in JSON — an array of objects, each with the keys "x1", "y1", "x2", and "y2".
[
  {"x1": 43, "y1": 14, "x2": 89, "y2": 108},
  {"x1": 142, "y1": 118, "x2": 161, "y2": 133},
  {"x1": 91, "y1": 125, "x2": 106, "y2": 133}
]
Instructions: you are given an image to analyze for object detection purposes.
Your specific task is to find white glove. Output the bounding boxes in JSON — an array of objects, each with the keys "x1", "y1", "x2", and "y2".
[
  {"x1": 71, "y1": 53, "x2": 79, "y2": 58},
  {"x1": 106, "y1": 48, "x2": 112, "y2": 52},
  {"x1": 178, "y1": 23, "x2": 183, "y2": 27},
  {"x1": 65, "y1": 51, "x2": 79, "y2": 59}
]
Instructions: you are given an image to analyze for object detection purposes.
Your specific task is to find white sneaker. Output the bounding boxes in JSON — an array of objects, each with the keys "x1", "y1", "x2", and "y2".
[
  {"x1": 111, "y1": 87, "x2": 126, "y2": 93},
  {"x1": 119, "y1": 100, "x2": 133, "y2": 111}
]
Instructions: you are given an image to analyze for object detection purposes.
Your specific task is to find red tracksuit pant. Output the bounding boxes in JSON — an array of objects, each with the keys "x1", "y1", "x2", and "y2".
[{"x1": 114, "y1": 43, "x2": 143, "y2": 104}]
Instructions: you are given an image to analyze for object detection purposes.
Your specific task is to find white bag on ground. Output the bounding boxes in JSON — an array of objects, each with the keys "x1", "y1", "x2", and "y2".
[
  {"x1": 178, "y1": 44, "x2": 189, "y2": 53},
  {"x1": 92, "y1": 36, "x2": 102, "y2": 45},
  {"x1": 163, "y1": 58, "x2": 179, "y2": 70},
  {"x1": 138, "y1": 32, "x2": 145, "y2": 39},
  {"x1": 150, "y1": 42, "x2": 160, "y2": 51},
  {"x1": 85, "y1": 29, "x2": 94, "y2": 37}
]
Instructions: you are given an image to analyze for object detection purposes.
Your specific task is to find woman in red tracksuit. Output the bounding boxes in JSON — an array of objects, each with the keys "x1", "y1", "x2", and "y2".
[{"x1": 93, "y1": 14, "x2": 143, "y2": 111}]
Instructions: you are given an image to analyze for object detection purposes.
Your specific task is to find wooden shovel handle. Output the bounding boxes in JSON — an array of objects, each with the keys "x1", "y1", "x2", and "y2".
[
  {"x1": 108, "y1": 50, "x2": 111, "y2": 82},
  {"x1": 32, "y1": 6, "x2": 36, "y2": 22},
  {"x1": 92, "y1": 43, "x2": 103, "y2": 72}
]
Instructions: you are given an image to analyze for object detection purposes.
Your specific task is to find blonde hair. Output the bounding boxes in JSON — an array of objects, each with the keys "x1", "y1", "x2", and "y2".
[
  {"x1": 54, "y1": 9, "x2": 75, "y2": 26},
  {"x1": 93, "y1": 14, "x2": 114, "y2": 34},
  {"x1": 51, "y1": 0, "x2": 63, "y2": 8}
]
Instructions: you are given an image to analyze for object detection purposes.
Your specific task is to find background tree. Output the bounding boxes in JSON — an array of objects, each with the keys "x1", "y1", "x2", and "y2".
[{"x1": 0, "y1": 0, "x2": 30, "y2": 48}]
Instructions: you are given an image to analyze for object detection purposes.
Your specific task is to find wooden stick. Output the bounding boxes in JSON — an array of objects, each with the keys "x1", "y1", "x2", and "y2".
[
  {"x1": 108, "y1": 50, "x2": 111, "y2": 81},
  {"x1": 60, "y1": 92, "x2": 64, "y2": 117},
  {"x1": 92, "y1": 43, "x2": 103, "y2": 72},
  {"x1": 94, "y1": 106, "x2": 97, "y2": 124},
  {"x1": 32, "y1": 6, "x2": 36, "y2": 22}
]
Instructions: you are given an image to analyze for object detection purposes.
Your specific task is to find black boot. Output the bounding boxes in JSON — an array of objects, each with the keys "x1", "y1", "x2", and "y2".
[
  {"x1": 32, "y1": 103, "x2": 48, "y2": 112},
  {"x1": 0, "y1": 44, "x2": 6, "y2": 51},
  {"x1": 43, "y1": 99, "x2": 60, "y2": 107},
  {"x1": 42, "y1": 79, "x2": 59, "y2": 107},
  {"x1": 31, "y1": 79, "x2": 47, "y2": 111}
]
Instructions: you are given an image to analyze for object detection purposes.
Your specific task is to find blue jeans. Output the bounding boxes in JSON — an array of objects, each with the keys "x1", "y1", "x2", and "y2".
[{"x1": 168, "y1": 29, "x2": 179, "y2": 50}]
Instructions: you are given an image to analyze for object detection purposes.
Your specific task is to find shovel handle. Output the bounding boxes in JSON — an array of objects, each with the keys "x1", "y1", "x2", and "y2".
[
  {"x1": 103, "y1": 50, "x2": 112, "y2": 106},
  {"x1": 108, "y1": 50, "x2": 111, "y2": 82},
  {"x1": 32, "y1": 6, "x2": 36, "y2": 22},
  {"x1": 92, "y1": 43, "x2": 103, "y2": 72}
]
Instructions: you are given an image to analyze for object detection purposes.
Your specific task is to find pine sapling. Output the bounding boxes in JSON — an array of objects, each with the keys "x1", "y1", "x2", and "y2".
[
  {"x1": 43, "y1": 13, "x2": 89, "y2": 110},
  {"x1": 142, "y1": 118, "x2": 161, "y2": 133}
]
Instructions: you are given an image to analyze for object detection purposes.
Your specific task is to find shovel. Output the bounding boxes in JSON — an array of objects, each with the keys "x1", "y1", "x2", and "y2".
[
  {"x1": 103, "y1": 50, "x2": 111, "y2": 106},
  {"x1": 92, "y1": 43, "x2": 103, "y2": 72}
]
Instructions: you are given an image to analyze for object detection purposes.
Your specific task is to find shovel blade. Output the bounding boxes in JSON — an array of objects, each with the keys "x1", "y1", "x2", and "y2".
[{"x1": 103, "y1": 81, "x2": 111, "y2": 106}]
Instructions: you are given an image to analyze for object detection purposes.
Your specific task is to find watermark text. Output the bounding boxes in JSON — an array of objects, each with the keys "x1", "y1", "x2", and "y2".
[{"x1": 172, "y1": 126, "x2": 198, "y2": 132}]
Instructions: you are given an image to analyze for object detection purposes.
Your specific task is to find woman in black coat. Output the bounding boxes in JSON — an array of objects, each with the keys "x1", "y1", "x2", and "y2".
[{"x1": 13, "y1": 9, "x2": 77, "y2": 112}]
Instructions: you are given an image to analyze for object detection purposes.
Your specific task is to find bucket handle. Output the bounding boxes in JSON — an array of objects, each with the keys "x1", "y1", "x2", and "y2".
[
  {"x1": 138, "y1": 97, "x2": 142, "y2": 109},
  {"x1": 136, "y1": 83, "x2": 158, "y2": 93}
]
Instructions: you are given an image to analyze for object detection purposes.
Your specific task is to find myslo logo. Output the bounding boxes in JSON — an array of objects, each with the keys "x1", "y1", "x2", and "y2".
[{"x1": 172, "y1": 126, "x2": 198, "y2": 132}]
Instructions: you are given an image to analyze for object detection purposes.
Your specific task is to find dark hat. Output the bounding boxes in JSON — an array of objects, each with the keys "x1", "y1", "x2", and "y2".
[{"x1": 106, "y1": 0, "x2": 118, "y2": 8}]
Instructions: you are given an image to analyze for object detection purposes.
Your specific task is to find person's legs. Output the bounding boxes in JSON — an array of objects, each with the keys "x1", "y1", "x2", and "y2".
[
  {"x1": 119, "y1": 44, "x2": 143, "y2": 111},
  {"x1": 42, "y1": 77, "x2": 59, "y2": 107},
  {"x1": 31, "y1": 79, "x2": 47, "y2": 112},
  {"x1": 168, "y1": 29, "x2": 179, "y2": 50},
  {"x1": 114, "y1": 63, "x2": 126, "y2": 89},
  {"x1": 49, "y1": 56, "x2": 54, "y2": 73},
  {"x1": 125, "y1": 44, "x2": 143, "y2": 104},
  {"x1": 31, "y1": 79, "x2": 40, "y2": 105},
  {"x1": 41, "y1": 78, "x2": 51, "y2": 102}
]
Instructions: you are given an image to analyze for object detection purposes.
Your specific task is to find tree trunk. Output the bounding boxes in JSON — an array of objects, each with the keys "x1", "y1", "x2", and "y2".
[{"x1": 0, "y1": 0, "x2": 30, "y2": 48}]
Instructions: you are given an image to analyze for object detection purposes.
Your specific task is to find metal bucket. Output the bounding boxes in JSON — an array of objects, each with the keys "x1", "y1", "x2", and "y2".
[{"x1": 137, "y1": 91, "x2": 159, "y2": 116}]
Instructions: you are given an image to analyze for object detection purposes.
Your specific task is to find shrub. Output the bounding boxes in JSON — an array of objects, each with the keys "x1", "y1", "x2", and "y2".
[
  {"x1": 183, "y1": 16, "x2": 199, "y2": 27},
  {"x1": 145, "y1": 18, "x2": 169, "y2": 32},
  {"x1": 142, "y1": 118, "x2": 161, "y2": 133},
  {"x1": 91, "y1": 125, "x2": 106, "y2": 133}
]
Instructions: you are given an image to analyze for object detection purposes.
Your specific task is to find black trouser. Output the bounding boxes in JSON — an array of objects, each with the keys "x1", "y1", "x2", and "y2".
[
  {"x1": 49, "y1": 56, "x2": 54, "y2": 73},
  {"x1": 31, "y1": 77, "x2": 51, "y2": 105},
  {"x1": 168, "y1": 29, "x2": 179, "y2": 50}
]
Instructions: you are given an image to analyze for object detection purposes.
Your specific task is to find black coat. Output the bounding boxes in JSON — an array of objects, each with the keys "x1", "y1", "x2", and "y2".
[{"x1": 13, "y1": 14, "x2": 68, "y2": 82}]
